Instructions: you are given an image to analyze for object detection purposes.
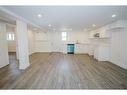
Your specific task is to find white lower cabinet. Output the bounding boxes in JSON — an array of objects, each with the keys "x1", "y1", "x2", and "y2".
[
  {"x1": 94, "y1": 45, "x2": 99, "y2": 59},
  {"x1": 75, "y1": 44, "x2": 88, "y2": 54},
  {"x1": 94, "y1": 45, "x2": 110, "y2": 61},
  {"x1": 88, "y1": 44, "x2": 95, "y2": 56},
  {"x1": 61, "y1": 44, "x2": 67, "y2": 54}
]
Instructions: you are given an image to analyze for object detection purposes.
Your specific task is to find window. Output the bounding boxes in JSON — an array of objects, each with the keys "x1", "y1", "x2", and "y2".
[
  {"x1": 7, "y1": 33, "x2": 15, "y2": 41},
  {"x1": 62, "y1": 32, "x2": 67, "y2": 41}
]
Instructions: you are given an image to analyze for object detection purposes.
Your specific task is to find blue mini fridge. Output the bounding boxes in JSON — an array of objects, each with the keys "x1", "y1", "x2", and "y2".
[{"x1": 67, "y1": 44, "x2": 75, "y2": 54}]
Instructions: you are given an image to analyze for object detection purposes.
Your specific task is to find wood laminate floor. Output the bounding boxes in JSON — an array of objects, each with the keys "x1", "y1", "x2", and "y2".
[{"x1": 0, "y1": 52, "x2": 127, "y2": 89}]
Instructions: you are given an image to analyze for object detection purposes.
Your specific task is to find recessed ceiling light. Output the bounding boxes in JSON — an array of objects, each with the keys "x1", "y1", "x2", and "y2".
[
  {"x1": 37, "y1": 14, "x2": 42, "y2": 18},
  {"x1": 112, "y1": 14, "x2": 116, "y2": 18},
  {"x1": 92, "y1": 24, "x2": 96, "y2": 27},
  {"x1": 48, "y1": 24, "x2": 51, "y2": 27}
]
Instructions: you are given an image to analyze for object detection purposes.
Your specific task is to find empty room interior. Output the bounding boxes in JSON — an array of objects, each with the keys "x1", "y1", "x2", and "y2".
[{"x1": 0, "y1": 6, "x2": 127, "y2": 89}]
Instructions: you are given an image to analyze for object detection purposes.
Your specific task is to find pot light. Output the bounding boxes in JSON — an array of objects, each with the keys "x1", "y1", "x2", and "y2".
[
  {"x1": 92, "y1": 24, "x2": 96, "y2": 27},
  {"x1": 37, "y1": 14, "x2": 42, "y2": 18},
  {"x1": 48, "y1": 24, "x2": 51, "y2": 27},
  {"x1": 112, "y1": 14, "x2": 116, "y2": 18}
]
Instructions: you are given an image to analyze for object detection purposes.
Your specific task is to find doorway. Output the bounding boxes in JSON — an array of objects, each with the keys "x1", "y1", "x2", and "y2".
[{"x1": 6, "y1": 25, "x2": 18, "y2": 68}]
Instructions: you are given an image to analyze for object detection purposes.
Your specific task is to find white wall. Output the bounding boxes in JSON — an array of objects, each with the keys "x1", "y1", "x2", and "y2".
[
  {"x1": 50, "y1": 31, "x2": 61, "y2": 52},
  {"x1": 0, "y1": 23, "x2": 9, "y2": 68},
  {"x1": 34, "y1": 32, "x2": 52, "y2": 52},
  {"x1": 28, "y1": 29, "x2": 35, "y2": 55},
  {"x1": 110, "y1": 29, "x2": 127, "y2": 69},
  {"x1": 67, "y1": 30, "x2": 89, "y2": 43}
]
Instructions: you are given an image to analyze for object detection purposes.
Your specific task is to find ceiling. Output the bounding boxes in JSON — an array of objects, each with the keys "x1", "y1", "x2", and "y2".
[
  {"x1": 0, "y1": 9, "x2": 16, "y2": 25},
  {"x1": 1, "y1": 6, "x2": 127, "y2": 31}
]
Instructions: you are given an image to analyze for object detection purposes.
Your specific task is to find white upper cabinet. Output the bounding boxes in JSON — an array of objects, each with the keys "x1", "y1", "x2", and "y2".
[
  {"x1": 89, "y1": 29, "x2": 111, "y2": 39},
  {"x1": 99, "y1": 29, "x2": 111, "y2": 38},
  {"x1": 89, "y1": 20, "x2": 127, "y2": 39},
  {"x1": 107, "y1": 20, "x2": 127, "y2": 30}
]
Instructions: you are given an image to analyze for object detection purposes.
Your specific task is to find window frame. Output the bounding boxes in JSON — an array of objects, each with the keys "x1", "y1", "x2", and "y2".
[
  {"x1": 62, "y1": 32, "x2": 67, "y2": 41},
  {"x1": 7, "y1": 32, "x2": 15, "y2": 41}
]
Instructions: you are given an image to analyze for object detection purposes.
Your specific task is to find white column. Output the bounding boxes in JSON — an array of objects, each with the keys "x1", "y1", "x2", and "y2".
[
  {"x1": 16, "y1": 20, "x2": 30, "y2": 69},
  {"x1": 0, "y1": 23, "x2": 9, "y2": 68}
]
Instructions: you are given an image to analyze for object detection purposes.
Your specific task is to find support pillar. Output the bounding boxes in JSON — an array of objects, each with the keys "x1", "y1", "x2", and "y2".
[{"x1": 16, "y1": 20, "x2": 30, "y2": 69}]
